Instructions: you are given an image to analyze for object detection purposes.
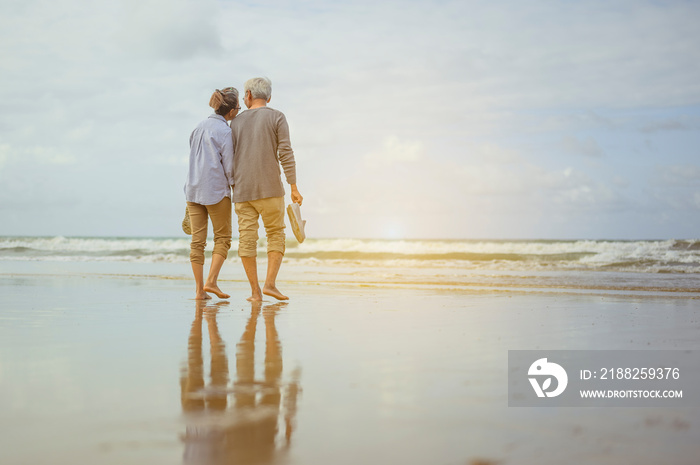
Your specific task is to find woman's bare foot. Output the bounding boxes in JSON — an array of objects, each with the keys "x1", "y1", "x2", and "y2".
[
  {"x1": 203, "y1": 282, "x2": 230, "y2": 299},
  {"x1": 246, "y1": 285, "x2": 263, "y2": 302},
  {"x1": 263, "y1": 285, "x2": 289, "y2": 301},
  {"x1": 195, "y1": 291, "x2": 211, "y2": 300}
]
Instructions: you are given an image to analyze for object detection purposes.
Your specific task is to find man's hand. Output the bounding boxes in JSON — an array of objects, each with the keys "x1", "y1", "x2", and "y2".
[{"x1": 290, "y1": 184, "x2": 303, "y2": 206}]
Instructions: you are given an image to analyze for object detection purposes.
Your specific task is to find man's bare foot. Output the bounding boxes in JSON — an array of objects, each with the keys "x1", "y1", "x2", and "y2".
[
  {"x1": 195, "y1": 291, "x2": 211, "y2": 300},
  {"x1": 203, "y1": 283, "x2": 230, "y2": 299},
  {"x1": 263, "y1": 285, "x2": 289, "y2": 301}
]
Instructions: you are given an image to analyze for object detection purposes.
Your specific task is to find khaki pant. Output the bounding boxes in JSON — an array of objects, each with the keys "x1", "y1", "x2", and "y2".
[
  {"x1": 235, "y1": 197, "x2": 285, "y2": 257},
  {"x1": 187, "y1": 197, "x2": 232, "y2": 265}
]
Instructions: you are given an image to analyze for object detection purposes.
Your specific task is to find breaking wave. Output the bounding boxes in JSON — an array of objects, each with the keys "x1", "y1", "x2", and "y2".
[{"x1": 1, "y1": 237, "x2": 699, "y2": 273}]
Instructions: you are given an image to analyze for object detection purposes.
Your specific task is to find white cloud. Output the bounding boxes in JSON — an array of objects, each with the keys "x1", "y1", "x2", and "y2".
[
  {"x1": 647, "y1": 164, "x2": 700, "y2": 211},
  {"x1": 364, "y1": 136, "x2": 424, "y2": 166},
  {"x1": 641, "y1": 117, "x2": 696, "y2": 133},
  {"x1": 307, "y1": 139, "x2": 634, "y2": 238},
  {"x1": 561, "y1": 135, "x2": 604, "y2": 158},
  {"x1": 66, "y1": 121, "x2": 96, "y2": 142},
  {"x1": 653, "y1": 164, "x2": 700, "y2": 187},
  {"x1": 0, "y1": 144, "x2": 10, "y2": 169},
  {"x1": 0, "y1": 144, "x2": 76, "y2": 167},
  {"x1": 116, "y1": 0, "x2": 222, "y2": 60},
  {"x1": 1, "y1": 0, "x2": 699, "y2": 238},
  {"x1": 27, "y1": 146, "x2": 77, "y2": 165}
]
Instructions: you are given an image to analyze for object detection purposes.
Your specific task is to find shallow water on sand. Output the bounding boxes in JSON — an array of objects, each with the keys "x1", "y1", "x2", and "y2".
[{"x1": 1, "y1": 264, "x2": 699, "y2": 464}]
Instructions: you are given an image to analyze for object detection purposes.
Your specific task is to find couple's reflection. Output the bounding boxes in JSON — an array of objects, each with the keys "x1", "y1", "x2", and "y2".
[{"x1": 180, "y1": 300, "x2": 300, "y2": 465}]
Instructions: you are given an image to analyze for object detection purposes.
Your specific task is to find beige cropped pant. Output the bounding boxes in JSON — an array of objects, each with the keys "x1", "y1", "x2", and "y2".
[
  {"x1": 235, "y1": 197, "x2": 286, "y2": 257},
  {"x1": 187, "y1": 196, "x2": 232, "y2": 265}
]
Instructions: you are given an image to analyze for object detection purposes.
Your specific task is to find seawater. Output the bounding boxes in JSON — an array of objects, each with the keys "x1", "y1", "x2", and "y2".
[{"x1": 1, "y1": 236, "x2": 699, "y2": 274}]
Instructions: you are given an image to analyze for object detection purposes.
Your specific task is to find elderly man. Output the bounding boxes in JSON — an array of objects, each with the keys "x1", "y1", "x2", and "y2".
[{"x1": 229, "y1": 77, "x2": 303, "y2": 301}]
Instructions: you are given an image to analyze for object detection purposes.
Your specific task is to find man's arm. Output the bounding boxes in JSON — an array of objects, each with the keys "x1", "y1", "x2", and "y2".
[
  {"x1": 276, "y1": 112, "x2": 302, "y2": 204},
  {"x1": 276, "y1": 113, "x2": 297, "y2": 185}
]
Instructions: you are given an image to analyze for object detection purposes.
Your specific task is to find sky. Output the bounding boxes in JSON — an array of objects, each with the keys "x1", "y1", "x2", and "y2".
[{"x1": 1, "y1": 0, "x2": 699, "y2": 239}]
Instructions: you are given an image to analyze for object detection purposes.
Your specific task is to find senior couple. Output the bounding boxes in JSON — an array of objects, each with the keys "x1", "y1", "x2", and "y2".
[{"x1": 184, "y1": 77, "x2": 302, "y2": 302}]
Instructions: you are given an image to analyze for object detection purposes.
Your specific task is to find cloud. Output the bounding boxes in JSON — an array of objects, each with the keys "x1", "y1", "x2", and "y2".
[
  {"x1": 452, "y1": 161, "x2": 626, "y2": 212},
  {"x1": 652, "y1": 164, "x2": 700, "y2": 188},
  {"x1": 27, "y1": 146, "x2": 78, "y2": 165},
  {"x1": 117, "y1": 0, "x2": 223, "y2": 60},
  {"x1": 1, "y1": 0, "x2": 699, "y2": 238},
  {"x1": 648, "y1": 164, "x2": 700, "y2": 211},
  {"x1": 0, "y1": 144, "x2": 9, "y2": 169},
  {"x1": 641, "y1": 117, "x2": 697, "y2": 133},
  {"x1": 364, "y1": 136, "x2": 424, "y2": 166},
  {"x1": 307, "y1": 138, "x2": 633, "y2": 238},
  {"x1": 0, "y1": 144, "x2": 76, "y2": 167},
  {"x1": 561, "y1": 135, "x2": 604, "y2": 158}
]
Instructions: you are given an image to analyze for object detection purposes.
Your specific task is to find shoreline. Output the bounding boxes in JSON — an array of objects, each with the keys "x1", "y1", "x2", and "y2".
[{"x1": 2, "y1": 259, "x2": 699, "y2": 299}]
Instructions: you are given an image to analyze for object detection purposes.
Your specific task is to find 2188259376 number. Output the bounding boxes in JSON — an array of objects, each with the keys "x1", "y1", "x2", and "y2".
[{"x1": 599, "y1": 367, "x2": 680, "y2": 380}]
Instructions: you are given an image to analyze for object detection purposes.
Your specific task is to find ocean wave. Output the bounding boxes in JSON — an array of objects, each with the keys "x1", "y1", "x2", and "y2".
[
  {"x1": 283, "y1": 250, "x2": 596, "y2": 262},
  {"x1": 671, "y1": 239, "x2": 700, "y2": 251},
  {"x1": 0, "y1": 236, "x2": 191, "y2": 253},
  {"x1": 1, "y1": 236, "x2": 699, "y2": 273}
]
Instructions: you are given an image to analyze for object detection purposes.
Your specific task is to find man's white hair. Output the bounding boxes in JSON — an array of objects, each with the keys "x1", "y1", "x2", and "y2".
[{"x1": 244, "y1": 77, "x2": 272, "y2": 100}]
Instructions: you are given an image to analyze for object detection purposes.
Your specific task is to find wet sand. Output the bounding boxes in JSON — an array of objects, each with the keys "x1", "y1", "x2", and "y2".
[{"x1": 1, "y1": 261, "x2": 699, "y2": 464}]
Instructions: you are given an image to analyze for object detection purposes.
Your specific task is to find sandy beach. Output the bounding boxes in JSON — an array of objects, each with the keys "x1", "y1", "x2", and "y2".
[{"x1": 1, "y1": 259, "x2": 699, "y2": 465}]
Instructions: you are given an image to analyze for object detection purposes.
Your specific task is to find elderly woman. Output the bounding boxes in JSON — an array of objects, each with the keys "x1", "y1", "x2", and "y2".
[{"x1": 184, "y1": 87, "x2": 240, "y2": 300}]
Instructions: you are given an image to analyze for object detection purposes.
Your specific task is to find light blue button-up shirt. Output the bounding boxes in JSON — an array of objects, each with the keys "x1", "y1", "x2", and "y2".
[{"x1": 184, "y1": 114, "x2": 234, "y2": 205}]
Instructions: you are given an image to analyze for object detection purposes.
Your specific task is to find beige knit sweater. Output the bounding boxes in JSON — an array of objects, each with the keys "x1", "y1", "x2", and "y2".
[{"x1": 229, "y1": 107, "x2": 297, "y2": 203}]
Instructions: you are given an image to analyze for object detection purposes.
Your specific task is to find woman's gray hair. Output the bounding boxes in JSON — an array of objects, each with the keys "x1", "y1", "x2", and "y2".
[
  {"x1": 244, "y1": 77, "x2": 272, "y2": 100},
  {"x1": 209, "y1": 87, "x2": 239, "y2": 116}
]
